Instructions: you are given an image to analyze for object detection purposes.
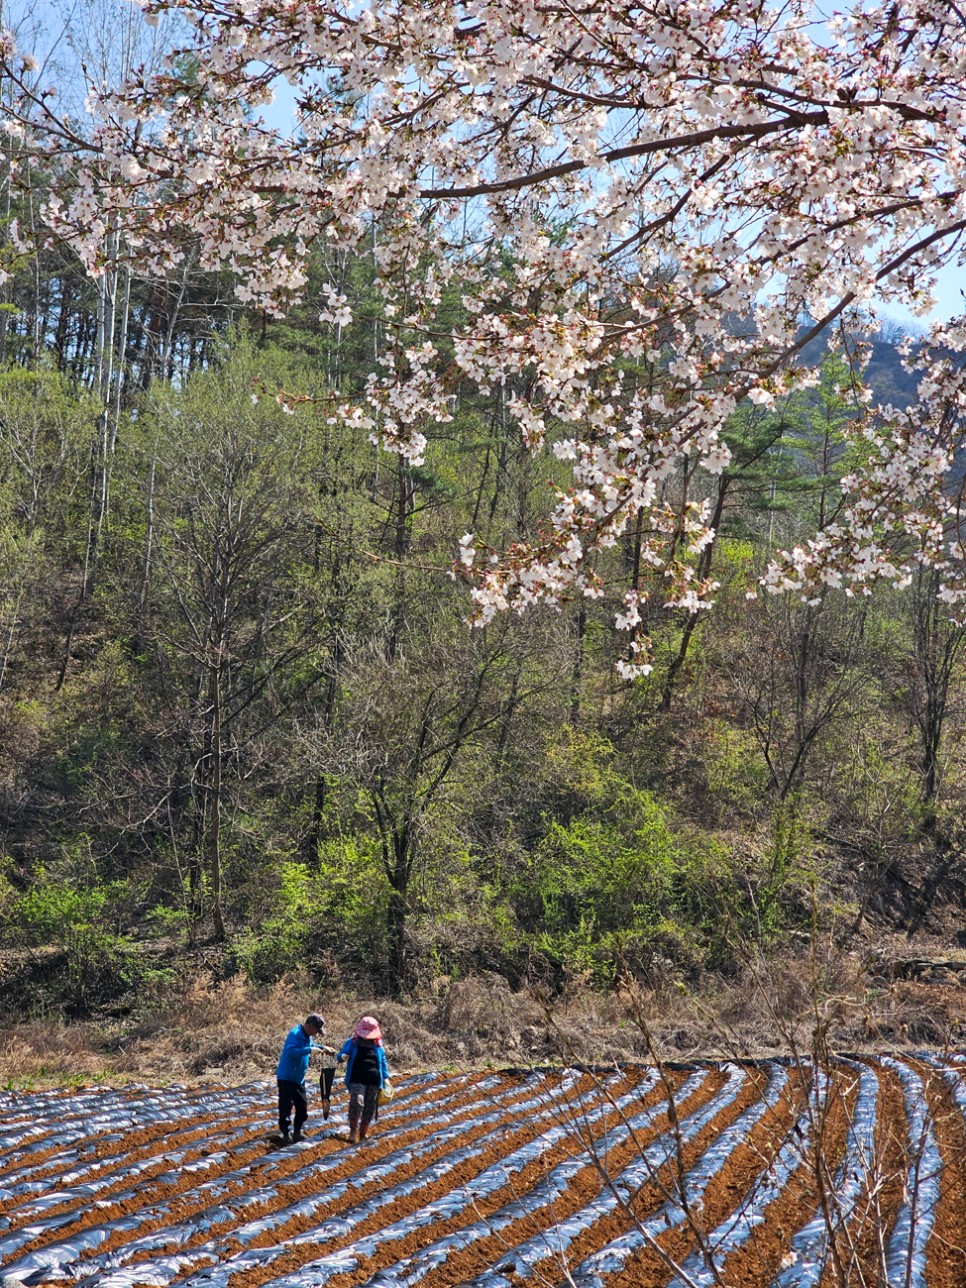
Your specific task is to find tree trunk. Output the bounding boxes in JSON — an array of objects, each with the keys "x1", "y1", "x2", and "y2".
[
  {"x1": 660, "y1": 477, "x2": 729, "y2": 711},
  {"x1": 207, "y1": 653, "x2": 227, "y2": 941},
  {"x1": 570, "y1": 603, "x2": 586, "y2": 725},
  {"x1": 383, "y1": 819, "x2": 412, "y2": 996},
  {"x1": 387, "y1": 885, "x2": 409, "y2": 996}
]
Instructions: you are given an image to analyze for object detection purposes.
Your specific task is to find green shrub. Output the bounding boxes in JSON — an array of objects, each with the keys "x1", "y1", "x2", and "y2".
[
  {"x1": 142, "y1": 902, "x2": 191, "y2": 939},
  {"x1": 0, "y1": 854, "x2": 17, "y2": 923},
  {"x1": 4, "y1": 863, "x2": 173, "y2": 1016},
  {"x1": 676, "y1": 808, "x2": 821, "y2": 970},
  {"x1": 232, "y1": 861, "x2": 315, "y2": 985},
  {"x1": 702, "y1": 727, "x2": 772, "y2": 821},
  {"x1": 512, "y1": 790, "x2": 685, "y2": 985},
  {"x1": 406, "y1": 834, "x2": 522, "y2": 984},
  {"x1": 11, "y1": 873, "x2": 107, "y2": 945},
  {"x1": 312, "y1": 836, "x2": 389, "y2": 947},
  {"x1": 62, "y1": 926, "x2": 158, "y2": 1016}
]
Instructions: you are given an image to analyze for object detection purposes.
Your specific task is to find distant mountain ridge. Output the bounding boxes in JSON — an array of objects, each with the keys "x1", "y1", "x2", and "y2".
[{"x1": 798, "y1": 327, "x2": 922, "y2": 408}]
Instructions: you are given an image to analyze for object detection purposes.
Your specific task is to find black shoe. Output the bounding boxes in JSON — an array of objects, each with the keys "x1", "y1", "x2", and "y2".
[
  {"x1": 293, "y1": 1129, "x2": 308, "y2": 1142},
  {"x1": 279, "y1": 1132, "x2": 291, "y2": 1144}
]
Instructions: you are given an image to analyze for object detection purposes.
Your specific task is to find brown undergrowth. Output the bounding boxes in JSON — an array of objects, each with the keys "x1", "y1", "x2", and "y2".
[{"x1": 1, "y1": 931, "x2": 963, "y2": 1090}]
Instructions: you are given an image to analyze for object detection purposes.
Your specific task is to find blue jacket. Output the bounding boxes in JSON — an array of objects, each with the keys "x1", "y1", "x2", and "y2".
[
  {"x1": 276, "y1": 1025, "x2": 320, "y2": 1083},
  {"x1": 338, "y1": 1037, "x2": 389, "y2": 1089}
]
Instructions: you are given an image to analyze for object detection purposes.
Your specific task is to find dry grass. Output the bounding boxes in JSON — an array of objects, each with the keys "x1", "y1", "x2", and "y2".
[{"x1": 0, "y1": 931, "x2": 962, "y2": 1089}]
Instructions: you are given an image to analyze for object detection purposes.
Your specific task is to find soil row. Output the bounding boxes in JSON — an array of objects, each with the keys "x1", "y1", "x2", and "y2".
[{"x1": 0, "y1": 1053, "x2": 962, "y2": 1287}]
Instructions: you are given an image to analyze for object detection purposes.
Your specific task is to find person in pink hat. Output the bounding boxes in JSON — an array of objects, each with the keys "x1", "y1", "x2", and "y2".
[{"x1": 337, "y1": 1014, "x2": 391, "y2": 1143}]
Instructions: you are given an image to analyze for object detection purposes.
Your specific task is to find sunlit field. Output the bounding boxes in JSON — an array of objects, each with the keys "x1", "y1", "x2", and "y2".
[{"x1": 1, "y1": 1055, "x2": 964, "y2": 1286}]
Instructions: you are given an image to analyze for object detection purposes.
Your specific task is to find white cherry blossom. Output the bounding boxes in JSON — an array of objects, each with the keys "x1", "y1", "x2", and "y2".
[{"x1": 3, "y1": 0, "x2": 966, "y2": 670}]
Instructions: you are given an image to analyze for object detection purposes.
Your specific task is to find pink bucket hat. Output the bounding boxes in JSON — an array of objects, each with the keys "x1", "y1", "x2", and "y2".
[{"x1": 354, "y1": 1015, "x2": 382, "y2": 1043}]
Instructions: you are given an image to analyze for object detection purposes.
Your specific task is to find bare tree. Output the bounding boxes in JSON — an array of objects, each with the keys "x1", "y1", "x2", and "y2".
[
  {"x1": 728, "y1": 591, "x2": 870, "y2": 802},
  {"x1": 141, "y1": 344, "x2": 324, "y2": 938},
  {"x1": 303, "y1": 603, "x2": 566, "y2": 993}
]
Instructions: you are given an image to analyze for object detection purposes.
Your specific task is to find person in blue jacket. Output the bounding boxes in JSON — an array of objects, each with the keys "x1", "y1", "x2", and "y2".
[
  {"x1": 275, "y1": 1013, "x2": 329, "y2": 1142},
  {"x1": 338, "y1": 1014, "x2": 390, "y2": 1143}
]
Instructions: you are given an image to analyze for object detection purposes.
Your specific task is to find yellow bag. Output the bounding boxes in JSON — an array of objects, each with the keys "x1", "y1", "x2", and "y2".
[{"x1": 377, "y1": 1080, "x2": 394, "y2": 1106}]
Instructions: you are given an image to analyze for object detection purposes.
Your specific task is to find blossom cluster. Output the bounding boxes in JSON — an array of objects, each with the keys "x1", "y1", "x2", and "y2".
[{"x1": 4, "y1": 0, "x2": 966, "y2": 668}]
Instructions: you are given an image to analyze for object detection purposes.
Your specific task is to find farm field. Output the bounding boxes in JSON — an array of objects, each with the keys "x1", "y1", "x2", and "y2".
[{"x1": 0, "y1": 1055, "x2": 964, "y2": 1287}]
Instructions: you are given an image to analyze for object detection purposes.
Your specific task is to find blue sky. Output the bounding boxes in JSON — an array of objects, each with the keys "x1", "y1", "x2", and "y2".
[{"x1": 882, "y1": 265, "x2": 965, "y2": 329}]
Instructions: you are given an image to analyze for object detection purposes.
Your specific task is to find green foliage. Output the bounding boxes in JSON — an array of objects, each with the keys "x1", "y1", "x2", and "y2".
[
  {"x1": 7, "y1": 865, "x2": 170, "y2": 1016},
  {"x1": 512, "y1": 788, "x2": 685, "y2": 985},
  {"x1": 0, "y1": 299, "x2": 957, "y2": 1012},
  {"x1": 407, "y1": 828, "x2": 523, "y2": 983},
  {"x1": 715, "y1": 537, "x2": 756, "y2": 582},
  {"x1": 232, "y1": 833, "x2": 425, "y2": 987},
  {"x1": 542, "y1": 726, "x2": 626, "y2": 821},
  {"x1": 0, "y1": 365, "x2": 96, "y2": 546},
  {"x1": 232, "y1": 861, "x2": 316, "y2": 985},
  {"x1": 0, "y1": 854, "x2": 18, "y2": 922},
  {"x1": 313, "y1": 837, "x2": 389, "y2": 948},
  {"x1": 756, "y1": 797, "x2": 818, "y2": 941},
  {"x1": 12, "y1": 873, "x2": 107, "y2": 945},
  {"x1": 142, "y1": 902, "x2": 192, "y2": 939},
  {"x1": 233, "y1": 843, "x2": 393, "y2": 986},
  {"x1": 61, "y1": 926, "x2": 163, "y2": 1017},
  {"x1": 834, "y1": 728, "x2": 920, "y2": 847},
  {"x1": 702, "y1": 726, "x2": 772, "y2": 822},
  {"x1": 674, "y1": 836, "x2": 752, "y2": 968},
  {"x1": 675, "y1": 802, "x2": 821, "y2": 969}
]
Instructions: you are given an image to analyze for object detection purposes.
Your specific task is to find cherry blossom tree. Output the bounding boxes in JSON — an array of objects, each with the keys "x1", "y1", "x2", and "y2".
[{"x1": 3, "y1": 0, "x2": 966, "y2": 671}]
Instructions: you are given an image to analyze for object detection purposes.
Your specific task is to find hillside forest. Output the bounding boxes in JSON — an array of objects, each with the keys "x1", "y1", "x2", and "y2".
[
  {"x1": 0, "y1": 228, "x2": 962, "y2": 1023},
  {"x1": 1, "y1": 0, "x2": 965, "y2": 1037}
]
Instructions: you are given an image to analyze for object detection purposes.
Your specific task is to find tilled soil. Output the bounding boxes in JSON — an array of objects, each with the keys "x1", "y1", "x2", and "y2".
[{"x1": 0, "y1": 1053, "x2": 962, "y2": 1287}]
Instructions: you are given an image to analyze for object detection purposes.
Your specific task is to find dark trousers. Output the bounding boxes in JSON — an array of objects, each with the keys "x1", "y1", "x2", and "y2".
[{"x1": 277, "y1": 1079, "x2": 308, "y2": 1135}]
